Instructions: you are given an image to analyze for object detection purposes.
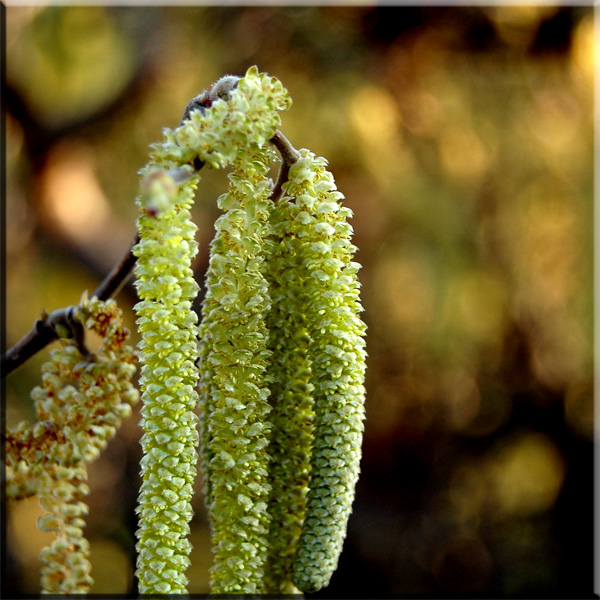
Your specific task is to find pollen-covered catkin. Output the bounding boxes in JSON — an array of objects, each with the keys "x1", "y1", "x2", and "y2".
[
  {"x1": 286, "y1": 151, "x2": 367, "y2": 593},
  {"x1": 133, "y1": 168, "x2": 201, "y2": 595},
  {"x1": 198, "y1": 146, "x2": 275, "y2": 594},
  {"x1": 262, "y1": 199, "x2": 315, "y2": 594},
  {"x1": 6, "y1": 295, "x2": 139, "y2": 594}
]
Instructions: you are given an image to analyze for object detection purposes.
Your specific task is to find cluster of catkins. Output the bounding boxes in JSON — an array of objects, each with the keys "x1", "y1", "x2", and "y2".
[
  {"x1": 6, "y1": 296, "x2": 139, "y2": 594},
  {"x1": 133, "y1": 66, "x2": 367, "y2": 595}
]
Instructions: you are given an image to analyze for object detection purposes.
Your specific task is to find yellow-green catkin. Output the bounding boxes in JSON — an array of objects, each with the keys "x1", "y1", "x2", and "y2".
[
  {"x1": 6, "y1": 296, "x2": 139, "y2": 594},
  {"x1": 192, "y1": 70, "x2": 290, "y2": 526},
  {"x1": 133, "y1": 168, "x2": 201, "y2": 594},
  {"x1": 262, "y1": 199, "x2": 315, "y2": 594},
  {"x1": 198, "y1": 145, "x2": 276, "y2": 594},
  {"x1": 285, "y1": 151, "x2": 367, "y2": 593}
]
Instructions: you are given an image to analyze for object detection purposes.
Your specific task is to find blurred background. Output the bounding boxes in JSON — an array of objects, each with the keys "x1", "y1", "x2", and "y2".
[{"x1": 4, "y1": 5, "x2": 595, "y2": 598}]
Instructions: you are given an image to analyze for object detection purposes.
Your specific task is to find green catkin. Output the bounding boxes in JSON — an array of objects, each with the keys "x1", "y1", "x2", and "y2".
[
  {"x1": 134, "y1": 169, "x2": 201, "y2": 594},
  {"x1": 287, "y1": 150, "x2": 367, "y2": 593},
  {"x1": 262, "y1": 200, "x2": 315, "y2": 594},
  {"x1": 199, "y1": 147, "x2": 275, "y2": 594}
]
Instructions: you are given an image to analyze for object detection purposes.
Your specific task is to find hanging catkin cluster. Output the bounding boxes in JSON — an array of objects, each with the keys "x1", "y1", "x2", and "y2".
[
  {"x1": 191, "y1": 69, "x2": 367, "y2": 593},
  {"x1": 6, "y1": 66, "x2": 365, "y2": 597},
  {"x1": 133, "y1": 66, "x2": 366, "y2": 594},
  {"x1": 6, "y1": 295, "x2": 139, "y2": 594},
  {"x1": 133, "y1": 67, "x2": 292, "y2": 594}
]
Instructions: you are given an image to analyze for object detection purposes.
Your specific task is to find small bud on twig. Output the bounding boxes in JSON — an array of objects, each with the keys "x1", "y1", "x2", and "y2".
[{"x1": 180, "y1": 74, "x2": 242, "y2": 124}]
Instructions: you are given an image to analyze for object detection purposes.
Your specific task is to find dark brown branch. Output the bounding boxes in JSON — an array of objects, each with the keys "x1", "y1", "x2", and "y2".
[
  {"x1": 92, "y1": 233, "x2": 140, "y2": 301},
  {"x1": 1, "y1": 233, "x2": 140, "y2": 378},
  {"x1": 269, "y1": 130, "x2": 300, "y2": 202},
  {"x1": 1, "y1": 319, "x2": 61, "y2": 378}
]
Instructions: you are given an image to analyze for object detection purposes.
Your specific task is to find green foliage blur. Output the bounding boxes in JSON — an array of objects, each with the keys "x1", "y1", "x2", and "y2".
[{"x1": 5, "y1": 6, "x2": 594, "y2": 598}]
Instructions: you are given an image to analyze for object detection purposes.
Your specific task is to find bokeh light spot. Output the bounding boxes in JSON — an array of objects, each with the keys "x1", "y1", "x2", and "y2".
[
  {"x1": 490, "y1": 433, "x2": 566, "y2": 518},
  {"x1": 439, "y1": 125, "x2": 492, "y2": 181}
]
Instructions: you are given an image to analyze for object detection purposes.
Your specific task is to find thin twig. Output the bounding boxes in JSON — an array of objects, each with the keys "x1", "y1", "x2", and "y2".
[
  {"x1": 1, "y1": 319, "x2": 61, "y2": 378},
  {"x1": 92, "y1": 233, "x2": 140, "y2": 301},
  {"x1": 1, "y1": 234, "x2": 140, "y2": 378},
  {"x1": 269, "y1": 130, "x2": 300, "y2": 202}
]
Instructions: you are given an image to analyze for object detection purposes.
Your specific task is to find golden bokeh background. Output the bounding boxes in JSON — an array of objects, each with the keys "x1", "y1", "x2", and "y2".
[{"x1": 5, "y1": 5, "x2": 595, "y2": 597}]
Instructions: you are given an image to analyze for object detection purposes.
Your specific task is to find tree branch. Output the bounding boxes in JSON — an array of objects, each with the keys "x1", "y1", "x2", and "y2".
[
  {"x1": 91, "y1": 233, "x2": 140, "y2": 302},
  {"x1": 1, "y1": 233, "x2": 140, "y2": 378},
  {"x1": 1, "y1": 318, "x2": 61, "y2": 378},
  {"x1": 269, "y1": 130, "x2": 300, "y2": 202}
]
